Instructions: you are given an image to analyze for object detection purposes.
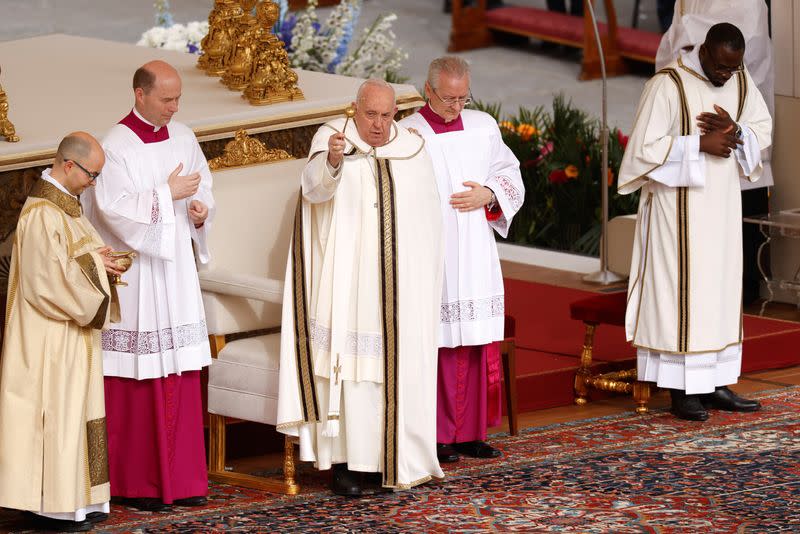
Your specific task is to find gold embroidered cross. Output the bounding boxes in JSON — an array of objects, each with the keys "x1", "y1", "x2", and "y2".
[{"x1": 333, "y1": 355, "x2": 342, "y2": 385}]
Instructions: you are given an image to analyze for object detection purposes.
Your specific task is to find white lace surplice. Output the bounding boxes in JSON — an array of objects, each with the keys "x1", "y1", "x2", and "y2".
[
  {"x1": 83, "y1": 119, "x2": 214, "y2": 379},
  {"x1": 401, "y1": 110, "x2": 524, "y2": 348}
]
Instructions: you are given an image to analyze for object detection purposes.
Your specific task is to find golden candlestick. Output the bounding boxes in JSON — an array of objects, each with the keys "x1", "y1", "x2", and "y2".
[
  {"x1": 108, "y1": 251, "x2": 136, "y2": 287},
  {"x1": 0, "y1": 66, "x2": 19, "y2": 143}
]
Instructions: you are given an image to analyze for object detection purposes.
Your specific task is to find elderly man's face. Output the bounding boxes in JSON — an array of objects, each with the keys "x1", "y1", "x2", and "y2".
[
  {"x1": 136, "y1": 73, "x2": 182, "y2": 127},
  {"x1": 425, "y1": 73, "x2": 470, "y2": 123},
  {"x1": 353, "y1": 87, "x2": 397, "y2": 147}
]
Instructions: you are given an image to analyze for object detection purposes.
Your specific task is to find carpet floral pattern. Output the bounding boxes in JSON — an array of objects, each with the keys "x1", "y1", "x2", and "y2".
[{"x1": 2, "y1": 389, "x2": 798, "y2": 532}]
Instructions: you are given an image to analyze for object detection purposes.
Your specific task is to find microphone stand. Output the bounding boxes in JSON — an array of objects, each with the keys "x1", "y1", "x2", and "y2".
[{"x1": 582, "y1": 0, "x2": 625, "y2": 285}]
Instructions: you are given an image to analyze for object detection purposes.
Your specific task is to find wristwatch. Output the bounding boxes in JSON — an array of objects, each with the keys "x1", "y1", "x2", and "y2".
[
  {"x1": 486, "y1": 188, "x2": 497, "y2": 210},
  {"x1": 734, "y1": 123, "x2": 743, "y2": 139}
]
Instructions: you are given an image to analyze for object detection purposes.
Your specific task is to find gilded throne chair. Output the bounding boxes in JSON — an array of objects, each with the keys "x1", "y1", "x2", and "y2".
[{"x1": 198, "y1": 153, "x2": 307, "y2": 494}]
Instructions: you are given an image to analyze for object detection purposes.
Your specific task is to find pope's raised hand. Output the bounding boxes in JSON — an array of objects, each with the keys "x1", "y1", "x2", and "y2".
[
  {"x1": 327, "y1": 132, "x2": 346, "y2": 168},
  {"x1": 167, "y1": 163, "x2": 201, "y2": 200}
]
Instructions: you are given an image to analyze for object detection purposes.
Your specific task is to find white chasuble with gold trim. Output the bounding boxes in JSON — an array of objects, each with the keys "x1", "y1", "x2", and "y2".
[
  {"x1": 619, "y1": 50, "x2": 772, "y2": 372},
  {"x1": 0, "y1": 176, "x2": 114, "y2": 514},
  {"x1": 276, "y1": 118, "x2": 445, "y2": 489}
]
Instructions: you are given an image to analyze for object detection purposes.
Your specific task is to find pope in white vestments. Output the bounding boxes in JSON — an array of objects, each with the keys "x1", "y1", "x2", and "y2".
[
  {"x1": 277, "y1": 79, "x2": 444, "y2": 496},
  {"x1": 82, "y1": 61, "x2": 214, "y2": 509},
  {"x1": 400, "y1": 57, "x2": 524, "y2": 463},
  {"x1": 0, "y1": 133, "x2": 120, "y2": 531},
  {"x1": 619, "y1": 23, "x2": 772, "y2": 421}
]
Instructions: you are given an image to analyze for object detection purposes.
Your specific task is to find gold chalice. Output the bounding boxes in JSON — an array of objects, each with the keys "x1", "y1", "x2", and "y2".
[{"x1": 108, "y1": 251, "x2": 136, "y2": 287}]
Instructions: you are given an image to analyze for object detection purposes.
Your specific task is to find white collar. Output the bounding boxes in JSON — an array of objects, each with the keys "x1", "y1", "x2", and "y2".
[
  {"x1": 41, "y1": 168, "x2": 77, "y2": 199},
  {"x1": 133, "y1": 107, "x2": 162, "y2": 132}
]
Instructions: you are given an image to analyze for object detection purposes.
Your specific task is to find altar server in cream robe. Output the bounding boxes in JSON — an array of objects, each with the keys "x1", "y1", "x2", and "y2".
[
  {"x1": 0, "y1": 132, "x2": 123, "y2": 532},
  {"x1": 83, "y1": 61, "x2": 214, "y2": 511},
  {"x1": 277, "y1": 79, "x2": 445, "y2": 496},
  {"x1": 400, "y1": 56, "x2": 524, "y2": 463},
  {"x1": 656, "y1": 0, "x2": 774, "y2": 305},
  {"x1": 619, "y1": 24, "x2": 772, "y2": 421}
]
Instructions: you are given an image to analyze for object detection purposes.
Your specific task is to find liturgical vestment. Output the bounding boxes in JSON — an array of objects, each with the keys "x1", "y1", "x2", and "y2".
[
  {"x1": 83, "y1": 110, "x2": 214, "y2": 501},
  {"x1": 277, "y1": 118, "x2": 445, "y2": 489},
  {"x1": 619, "y1": 48, "x2": 772, "y2": 393},
  {"x1": 400, "y1": 106, "x2": 524, "y2": 443},
  {"x1": 0, "y1": 175, "x2": 114, "y2": 518}
]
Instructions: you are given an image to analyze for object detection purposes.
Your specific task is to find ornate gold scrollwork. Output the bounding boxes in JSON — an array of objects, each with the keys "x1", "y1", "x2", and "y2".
[
  {"x1": 208, "y1": 129, "x2": 293, "y2": 170},
  {"x1": 0, "y1": 66, "x2": 19, "y2": 143}
]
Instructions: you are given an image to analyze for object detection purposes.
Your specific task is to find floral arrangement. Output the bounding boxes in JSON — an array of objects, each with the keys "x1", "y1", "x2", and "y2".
[
  {"x1": 137, "y1": 0, "x2": 207, "y2": 54},
  {"x1": 137, "y1": 0, "x2": 407, "y2": 81},
  {"x1": 476, "y1": 96, "x2": 638, "y2": 256},
  {"x1": 279, "y1": 0, "x2": 407, "y2": 81}
]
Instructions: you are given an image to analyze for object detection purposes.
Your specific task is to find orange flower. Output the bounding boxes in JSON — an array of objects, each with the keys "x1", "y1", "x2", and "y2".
[
  {"x1": 607, "y1": 168, "x2": 615, "y2": 187},
  {"x1": 516, "y1": 123, "x2": 537, "y2": 141},
  {"x1": 565, "y1": 164, "x2": 579, "y2": 179},
  {"x1": 499, "y1": 120, "x2": 515, "y2": 132}
]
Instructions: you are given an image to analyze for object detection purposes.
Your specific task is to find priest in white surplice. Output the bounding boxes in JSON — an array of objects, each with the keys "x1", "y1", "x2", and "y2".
[
  {"x1": 83, "y1": 61, "x2": 214, "y2": 510},
  {"x1": 400, "y1": 57, "x2": 524, "y2": 463},
  {"x1": 619, "y1": 23, "x2": 772, "y2": 421},
  {"x1": 277, "y1": 79, "x2": 444, "y2": 496}
]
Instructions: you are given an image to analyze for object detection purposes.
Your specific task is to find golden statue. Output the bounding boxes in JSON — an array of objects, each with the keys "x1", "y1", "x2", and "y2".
[
  {"x1": 221, "y1": 16, "x2": 259, "y2": 90},
  {"x1": 0, "y1": 67, "x2": 19, "y2": 143},
  {"x1": 198, "y1": 0, "x2": 243, "y2": 76},
  {"x1": 208, "y1": 129, "x2": 293, "y2": 170},
  {"x1": 243, "y1": 3, "x2": 304, "y2": 106}
]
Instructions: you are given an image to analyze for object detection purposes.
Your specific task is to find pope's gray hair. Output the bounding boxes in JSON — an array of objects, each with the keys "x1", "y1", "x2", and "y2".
[
  {"x1": 356, "y1": 78, "x2": 396, "y2": 105},
  {"x1": 427, "y1": 56, "x2": 470, "y2": 90}
]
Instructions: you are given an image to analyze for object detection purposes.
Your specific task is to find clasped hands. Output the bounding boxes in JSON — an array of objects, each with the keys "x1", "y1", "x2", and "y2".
[
  {"x1": 166, "y1": 163, "x2": 208, "y2": 228},
  {"x1": 697, "y1": 104, "x2": 743, "y2": 158}
]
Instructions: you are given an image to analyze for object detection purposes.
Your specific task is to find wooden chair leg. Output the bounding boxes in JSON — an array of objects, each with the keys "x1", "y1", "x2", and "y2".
[
  {"x1": 501, "y1": 340, "x2": 519, "y2": 436},
  {"x1": 633, "y1": 381, "x2": 650, "y2": 414},
  {"x1": 208, "y1": 413, "x2": 226, "y2": 473},
  {"x1": 208, "y1": 334, "x2": 226, "y2": 358},
  {"x1": 574, "y1": 322, "x2": 596, "y2": 406},
  {"x1": 283, "y1": 436, "x2": 300, "y2": 495}
]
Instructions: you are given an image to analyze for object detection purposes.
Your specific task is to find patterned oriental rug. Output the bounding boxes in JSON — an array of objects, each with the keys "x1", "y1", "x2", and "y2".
[{"x1": 2, "y1": 388, "x2": 798, "y2": 532}]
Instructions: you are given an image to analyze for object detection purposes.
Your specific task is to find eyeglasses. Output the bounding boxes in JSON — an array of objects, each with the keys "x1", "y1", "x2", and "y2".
[
  {"x1": 706, "y1": 51, "x2": 744, "y2": 76},
  {"x1": 432, "y1": 88, "x2": 473, "y2": 107},
  {"x1": 68, "y1": 160, "x2": 100, "y2": 182}
]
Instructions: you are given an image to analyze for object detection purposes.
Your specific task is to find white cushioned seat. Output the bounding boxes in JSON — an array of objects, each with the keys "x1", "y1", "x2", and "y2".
[{"x1": 208, "y1": 334, "x2": 281, "y2": 425}]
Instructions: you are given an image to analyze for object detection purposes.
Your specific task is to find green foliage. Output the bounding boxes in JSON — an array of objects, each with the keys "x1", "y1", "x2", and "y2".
[{"x1": 486, "y1": 95, "x2": 639, "y2": 256}]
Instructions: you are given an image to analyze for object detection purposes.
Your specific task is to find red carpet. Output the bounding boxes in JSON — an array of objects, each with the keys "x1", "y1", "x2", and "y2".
[{"x1": 504, "y1": 279, "x2": 800, "y2": 412}]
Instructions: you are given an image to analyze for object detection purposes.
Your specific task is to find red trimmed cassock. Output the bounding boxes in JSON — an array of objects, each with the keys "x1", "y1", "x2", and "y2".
[
  {"x1": 400, "y1": 105, "x2": 524, "y2": 447},
  {"x1": 83, "y1": 109, "x2": 214, "y2": 503}
]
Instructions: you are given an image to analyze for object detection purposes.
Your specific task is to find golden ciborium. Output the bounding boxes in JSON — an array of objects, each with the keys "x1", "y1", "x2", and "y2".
[{"x1": 109, "y1": 251, "x2": 136, "y2": 286}]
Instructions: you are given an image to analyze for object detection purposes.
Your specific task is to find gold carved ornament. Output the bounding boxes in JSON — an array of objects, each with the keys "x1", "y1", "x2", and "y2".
[
  {"x1": 199, "y1": 1, "x2": 304, "y2": 106},
  {"x1": 208, "y1": 129, "x2": 293, "y2": 170},
  {"x1": 0, "y1": 66, "x2": 19, "y2": 143}
]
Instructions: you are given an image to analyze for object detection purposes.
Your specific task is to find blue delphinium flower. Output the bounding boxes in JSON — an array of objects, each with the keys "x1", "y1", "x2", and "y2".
[{"x1": 328, "y1": 2, "x2": 361, "y2": 72}]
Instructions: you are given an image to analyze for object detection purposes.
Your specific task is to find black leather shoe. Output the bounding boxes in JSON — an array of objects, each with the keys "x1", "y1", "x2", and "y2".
[
  {"x1": 173, "y1": 496, "x2": 208, "y2": 507},
  {"x1": 452, "y1": 441, "x2": 502, "y2": 458},
  {"x1": 437, "y1": 443, "x2": 461, "y2": 463},
  {"x1": 86, "y1": 511, "x2": 109, "y2": 524},
  {"x1": 670, "y1": 389, "x2": 709, "y2": 421},
  {"x1": 330, "y1": 463, "x2": 363, "y2": 497},
  {"x1": 27, "y1": 515, "x2": 92, "y2": 532},
  {"x1": 701, "y1": 386, "x2": 762, "y2": 412},
  {"x1": 118, "y1": 497, "x2": 171, "y2": 512}
]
